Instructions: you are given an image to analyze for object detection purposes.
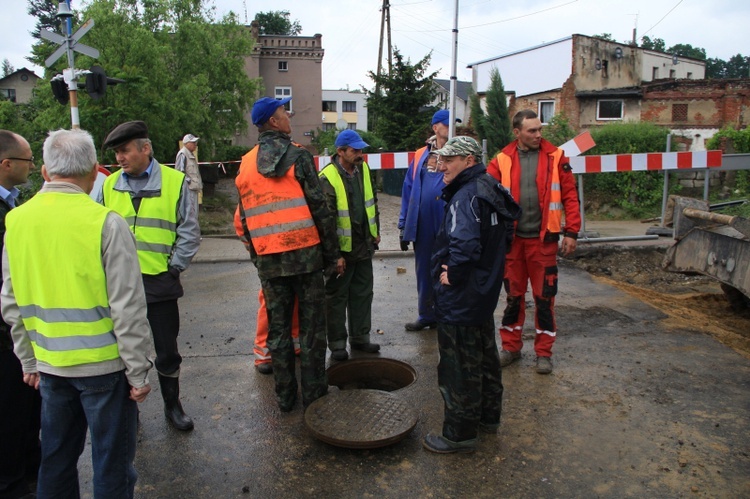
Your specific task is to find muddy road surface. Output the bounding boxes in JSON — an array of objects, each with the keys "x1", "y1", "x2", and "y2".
[{"x1": 67, "y1": 250, "x2": 750, "y2": 498}]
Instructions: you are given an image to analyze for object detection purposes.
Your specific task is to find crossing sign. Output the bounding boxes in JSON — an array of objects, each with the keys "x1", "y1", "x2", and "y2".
[{"x1": 41, "y1": 19, "x2": 99, "y2": 68}]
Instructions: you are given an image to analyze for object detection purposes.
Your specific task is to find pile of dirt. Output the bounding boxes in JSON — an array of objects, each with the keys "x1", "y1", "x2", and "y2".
[{"x1": 567, "y1": 248, "x2": 750, "y2": 358}]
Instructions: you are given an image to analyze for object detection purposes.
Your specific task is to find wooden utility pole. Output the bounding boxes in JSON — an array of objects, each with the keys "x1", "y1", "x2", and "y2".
[{"x1": 376, "y1": 0, "x2": 392, "y2": 95}]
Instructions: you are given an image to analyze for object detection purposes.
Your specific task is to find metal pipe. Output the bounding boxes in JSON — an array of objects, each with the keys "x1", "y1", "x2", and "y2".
[
  {"x1": 703, "y1": 167, "x2": 710, "y2": 201},
  {"x1": 660, "y1": 134, "x2": 671, "y2": 227},
  {"x1": 578, "y1": 235, "x2": 660, "y2": 243},
  {"x1": 448, "y1": 0, "x2": 459, "y2": 139},
  {"x1": 578, "y1": 174, "x2": 586, "y2": 235}
]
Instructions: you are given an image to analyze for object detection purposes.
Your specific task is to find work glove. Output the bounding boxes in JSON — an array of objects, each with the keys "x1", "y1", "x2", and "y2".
[{"x1": 399, "y1": 230, "x2": 409, "y2": 251}]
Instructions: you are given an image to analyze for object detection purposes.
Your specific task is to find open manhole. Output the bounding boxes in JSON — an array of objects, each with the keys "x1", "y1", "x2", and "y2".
[{"x1": 327, "y1": 358, "x2": 417, "y2": 392}]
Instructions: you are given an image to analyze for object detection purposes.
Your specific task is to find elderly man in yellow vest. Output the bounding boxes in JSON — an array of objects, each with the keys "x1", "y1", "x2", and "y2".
[
  {"x1": 319, "y1": 130, "x2": 381, "y2": 361},
  {"x1": 1, "y1": 128, "x2": 153, "y2": 497},
  {"x1": 101, "y1": 121, "x2": 200, "y2": 430}
]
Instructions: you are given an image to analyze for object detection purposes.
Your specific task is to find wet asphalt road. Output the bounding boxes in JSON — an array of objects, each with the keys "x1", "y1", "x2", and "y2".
[{"x1": 69, "y1": 253, "x2": 750, "y2": 498}]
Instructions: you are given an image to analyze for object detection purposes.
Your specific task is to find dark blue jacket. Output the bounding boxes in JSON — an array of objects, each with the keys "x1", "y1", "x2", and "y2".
[{"x1": 431, "y1": 163, "x2": 522, "y2": 326}]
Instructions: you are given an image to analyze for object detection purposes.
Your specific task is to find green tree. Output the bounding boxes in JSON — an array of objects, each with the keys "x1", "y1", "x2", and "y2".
[
  {"x1": 667, "y1": 43, "x2": 706, "y2": 60},
  {"x1": 472, "y1": 68, "x2": 512, "y2": 157},
  {"x1": 365, "y1": 49, "x2": 438, "y2": 151},
  {"x1": 640, "y1": 36, "x2": 666, "y2": 52},
  {"x1": 584, "y1": 122, "x2": 673, "y2": 216},
  {"x1": 27, "y1": 0, "x2": 60, "y2": 38},
  {"x1": 593, "y1": 33, "x2": 614, "y2": 41},
  {"x1": 468, "y1": 88, "x2": 486, "y2": 140},
  {"x1": 1, "y1": 59, "x2": 14, "y2": 78},
  {"x1": 541, "y1": 112, "x2": 576, "y2": 146},
  {"x1": 27, "y1": 0, "x2": 260, "y2": 164},
  {"x1": 254, "y1": 10, "x2": 302, "y2": 35}
]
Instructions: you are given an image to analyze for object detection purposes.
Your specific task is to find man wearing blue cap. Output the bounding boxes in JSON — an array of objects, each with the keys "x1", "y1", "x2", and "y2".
[
  {"x1": 234, "y1": 97, "x2": 339, "y2": 412},
  {"x1": 319, "y1": 130, "x2": 381, "y2": 361},
  {"x1": 398, "y1": 109, "x2": 451, "y2": 331}
]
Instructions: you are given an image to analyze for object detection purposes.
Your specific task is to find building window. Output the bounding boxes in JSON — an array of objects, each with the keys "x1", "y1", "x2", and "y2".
[
  {"x1": 0, "y1": 88, "x2": 16, "y2": 103},
  {"x1": 672, "y1": 103, "x2": 688, "y2": 122},
  {"x1": 597, "y1": 99, "x2": 623, "y2": 120},
  {"x1": 687, "y1": 72, "x2": 693, "y2": 79},
  {"x1": 669, "y1": 69, "x2": 676, "y2": 78},
  {"x1": 322, "y1": 101, "x2": 337, "y2": 112},
  {"x1": 347, "y1": 123, "x2": 357, "y2": 130},
  {"x1": 322, "y1": 123, "x2": 336, "y2": 131},
  {"x1": 342, "y1": 101, "x2": 357, "y2": 112},
  {"x1": 274, "y1": 87, "x2": 292, "y2": 111},
  {"x1": 538, "y1": 100, "x2": 555, "y2": 125},
  {"x1": 652, "y1": 67, "x2": 659, "y2": 79},
  {"x1": 278, "y1": 61, "x2": 288, "y2": 71}
]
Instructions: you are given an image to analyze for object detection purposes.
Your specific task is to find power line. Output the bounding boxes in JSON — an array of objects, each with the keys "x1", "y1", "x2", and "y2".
[
  {"x1": 641, "y1": 0, "x2": 685, "y2": 38},
  {"x1": 394, "y1": 0, "x2": 579, "y2": 33}
]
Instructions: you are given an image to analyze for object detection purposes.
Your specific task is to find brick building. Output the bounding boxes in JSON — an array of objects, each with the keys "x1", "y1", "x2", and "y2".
[{"x1": 235, "y1": 21, "x2": 324, "y2": 148}]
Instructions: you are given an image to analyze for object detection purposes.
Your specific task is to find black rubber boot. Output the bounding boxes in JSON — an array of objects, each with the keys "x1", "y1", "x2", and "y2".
[{"x1": 158, "y1": 374, "x2": 194, "y2": 431}]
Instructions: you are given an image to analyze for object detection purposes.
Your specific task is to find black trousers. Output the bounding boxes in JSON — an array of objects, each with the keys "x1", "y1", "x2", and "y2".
[
  {"x1": 437, "y1": 319, "x2": 503, "y2": 442},
  {"x1": 147, "y1": 299, "x2": 182, "y2": 376},
  {"x1": 0, "y1": 349, "x2": 41, "y2": 498}
]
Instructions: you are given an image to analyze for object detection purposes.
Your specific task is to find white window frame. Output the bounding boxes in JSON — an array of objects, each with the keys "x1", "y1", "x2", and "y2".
[
  {"x1": 278, "y1": 61, "x2": 288, "y2": 72},
  {"x1": 274, "y1": 86, "x2": 292, "y2": 111},
  {"x1": 596, "y1": 99, "x2": 624, "y2": 121},
  {"x1": 538, "y1": 100, "x2": 555, "y2": 125}
]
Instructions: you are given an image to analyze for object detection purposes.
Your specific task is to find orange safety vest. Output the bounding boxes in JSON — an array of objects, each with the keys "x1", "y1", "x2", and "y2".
[
  {"x1": 494, "y1": 148, "x2": 565, "y2": 235},
  {"x1": 411, "y1": 146, "x2": 429, "y2": 181},
  {"x1": 235, "y1": 145, "x2": 321, "y2": 255}
]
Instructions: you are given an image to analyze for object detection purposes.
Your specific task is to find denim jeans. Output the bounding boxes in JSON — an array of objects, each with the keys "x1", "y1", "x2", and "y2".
[{"x1": 37, "y1": 371, "x2": 138, "y2": 499}]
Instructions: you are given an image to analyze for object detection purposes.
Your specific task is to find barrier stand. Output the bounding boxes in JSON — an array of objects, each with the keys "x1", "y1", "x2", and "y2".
[{"x1": 646, "y1": 135, "x2": 675, "y2": 237}]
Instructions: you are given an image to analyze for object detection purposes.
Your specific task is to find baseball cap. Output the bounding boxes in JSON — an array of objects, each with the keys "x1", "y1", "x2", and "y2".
[
  {"x1": 433, "y1": 136, "x2": 482, "y2": 158},
  {"x1": 251, "y1": 97, "x2": 292, "y2": 126},
  {"x1": 431, "y1": 109, "x2": 450, "y2": 126},
  {"x1": 182, "y1": 134, "x2": 199, "y2": 143},
  {"x1": 334, "y1": 129, "x2": 369, "y2": 149}
]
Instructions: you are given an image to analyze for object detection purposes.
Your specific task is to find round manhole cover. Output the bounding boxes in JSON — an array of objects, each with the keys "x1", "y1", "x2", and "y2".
[{"x1": 304, "y1": 389, "x2": 418, "y2": 449}]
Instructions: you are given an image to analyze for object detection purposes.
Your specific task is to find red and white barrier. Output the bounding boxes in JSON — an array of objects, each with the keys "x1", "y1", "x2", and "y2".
[
  {"x1": 560, "y1": 131, "x2": 596, "y2": 157},
  {"x1": 314, "y1": 149, "x2": 723, "y2": 174},
  {"x1": 569, "y1": 150, "x2": 722, "y2": 174}
]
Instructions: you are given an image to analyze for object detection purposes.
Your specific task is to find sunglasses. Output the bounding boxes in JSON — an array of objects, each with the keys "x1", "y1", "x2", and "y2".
[{"x1": 4, "y1": 156, "x2": 35, "y2": 164}]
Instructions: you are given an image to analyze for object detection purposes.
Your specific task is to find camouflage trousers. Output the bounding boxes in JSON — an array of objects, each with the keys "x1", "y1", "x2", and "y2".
[
  {"x1": 437, "y1": 319, "x2": 503, "y2": 442},
  {"x1": 261, "y1": 271, "x2": 328, "y2": 409}
]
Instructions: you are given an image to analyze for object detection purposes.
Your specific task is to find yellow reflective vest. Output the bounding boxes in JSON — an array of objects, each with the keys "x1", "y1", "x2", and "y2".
[
  {"x1": 6, "y1": 192, "x2": 119, "y2": 367},
  {"x1": 103, "y1": 164, "x2": 184, "y2": 275},
  {"x1": 319, "y1": 162, "x2": 378, "y2": 252}
]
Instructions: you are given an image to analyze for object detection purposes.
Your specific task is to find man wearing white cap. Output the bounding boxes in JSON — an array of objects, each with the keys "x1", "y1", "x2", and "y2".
[{"x1": 175, "y1": 134, "x2": 203, "y2": 215}]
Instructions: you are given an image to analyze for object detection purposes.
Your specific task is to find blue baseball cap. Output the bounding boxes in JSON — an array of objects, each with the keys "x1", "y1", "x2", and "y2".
[
  {"x1": 431, "y1": 109, "x2": 450, "y2": 126},
  {"x1": 335, "y1": 129, "x2": 369, "y2": 149},
  {"x1": 251, "y1": 97, "x2": 292, "y2": 126}
]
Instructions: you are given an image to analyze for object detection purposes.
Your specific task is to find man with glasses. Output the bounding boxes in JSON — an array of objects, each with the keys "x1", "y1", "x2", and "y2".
[
  {"x1": 319, "y1": 130, "x2": 381, "y2": 361},
  {"x1": 0, "y1": 130, "x2": 40, "y2": 498},
  {"x1": 2, "y1": 128, "x2": 153, "y2": 496}
]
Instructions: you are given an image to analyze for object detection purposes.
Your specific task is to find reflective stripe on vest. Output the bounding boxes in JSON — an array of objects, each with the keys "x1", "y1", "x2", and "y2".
[
  {"x1": 319, "y1": 161, "x2": 378, "y2": 252},
  {"x1": 103, "y1": 164, "x2": 183, "y2": 275},
  {"x1": 5, "y1": 192, "x2": 119, "y2": 367},
  {"x1": 235, "y1": 145, "x2": 321, "y2": 255},
  {"x1": 495, "y1": 148, "x2": 564, "y2": 234}
]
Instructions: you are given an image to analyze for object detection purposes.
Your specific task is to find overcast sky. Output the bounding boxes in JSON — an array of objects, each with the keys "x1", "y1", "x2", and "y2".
[{"x1": 3, "y1": 0, "x2": 749, "y2": 91}]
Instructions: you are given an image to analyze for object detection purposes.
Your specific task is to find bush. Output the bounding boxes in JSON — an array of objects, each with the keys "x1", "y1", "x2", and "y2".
[{"x1": 584, "y1": 122, "x2": 675, "y2": 218}]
